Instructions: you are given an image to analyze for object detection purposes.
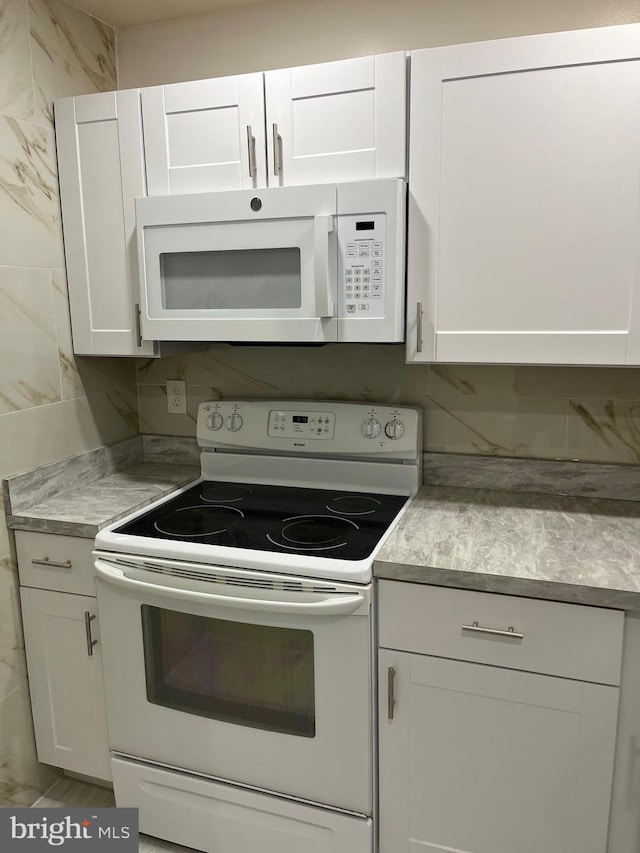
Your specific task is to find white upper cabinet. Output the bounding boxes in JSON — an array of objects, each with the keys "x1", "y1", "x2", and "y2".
[
  {"x1": 55, "y1": 53, "x2": 406, "y2": 355},
  {"x1": 407, "y1": 25, "x2": 640, "y2": 365},
  {"x1": 141, "y1": 54, "x2": 406, "y2": 196},
  {"x1": 55, "y1": 90, "x2": 156, "y2": 356},
  {"x1": 142, "y1": 73, "x2": 267, "y2": 195},
  {"x1": 265, "y1": 53, "x2": 406, "y2": 186}
]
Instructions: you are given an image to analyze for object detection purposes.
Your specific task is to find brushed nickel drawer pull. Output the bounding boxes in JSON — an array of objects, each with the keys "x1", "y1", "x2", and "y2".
[
  {"x1": 272, "y1": 123, "x2": 283, "y2": 176},
  {"x1": 462, "y1": 621, "x2": 524, "y2": 640},
  {"x1": 416, "y1": 301, "x2": 423, "y2": 354},
  {"x1": 387, "y1": 666, "x2": 396, "y2": 720},
  {"x1": 84, "y1": 611, "x2": 98, "y2": 656},
  {"x1": 31, "y1": 557, "x2": 72, "y2": 569},
  {"x1": 246, "y1": 125, "x2": 257, "y2": 178},
  {"x1": 134, "y1": 302, "x2": 143, "y2": 348}
]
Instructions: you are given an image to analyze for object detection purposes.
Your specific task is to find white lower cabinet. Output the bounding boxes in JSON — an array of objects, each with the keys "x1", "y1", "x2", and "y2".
[
  {"x1": 378, "y1": 581, "x2": 623, "y2": 853},
  {"x1": 20, "y1": 585, "x2": 111, "y2": 782}
]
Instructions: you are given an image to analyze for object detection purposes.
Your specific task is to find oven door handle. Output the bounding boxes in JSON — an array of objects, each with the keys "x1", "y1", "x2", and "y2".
[{"x1": 95, "y1": 560, "x2": 366, "y2": 616}]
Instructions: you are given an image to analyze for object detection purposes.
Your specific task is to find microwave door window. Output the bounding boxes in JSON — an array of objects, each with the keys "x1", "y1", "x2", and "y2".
[
  {"x1": 141, "y1": 605, "x2": 315, "y2": 737},
  {"x1": 160, "y1": 249, "x2": 302, "y2": 311}
]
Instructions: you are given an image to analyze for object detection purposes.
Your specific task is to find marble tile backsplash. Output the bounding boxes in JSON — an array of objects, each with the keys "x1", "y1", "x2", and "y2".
[
  {"x1": 137, "y1": 347, "x2": 640, "y2": 465},
  {"x1": 28, "y1": 0, "x2": 116, "y2": 126},
  {"x1": 0, "y1": 0, "x2": 131, "y2": 807}
]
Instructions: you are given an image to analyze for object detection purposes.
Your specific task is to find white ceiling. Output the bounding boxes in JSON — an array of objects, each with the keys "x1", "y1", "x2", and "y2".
[{"x1": 67, "y1": 0, "x2": 277, "y2": 29}]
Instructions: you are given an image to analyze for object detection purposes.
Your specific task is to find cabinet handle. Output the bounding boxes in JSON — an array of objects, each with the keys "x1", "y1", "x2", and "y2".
[
  {"x1": 272, "y1": 123, "x2": 283, "y2": 176},
  {"x1": 416, "y1": 301, "x2": 423, "y2": 354},
  {"x1": 387, "y1": 666, "x2": 396, "y2": 720},
  {"x1": 31, "y1": 557, "x2": 72, "y2": 569},
  {"x1": 134, "y1": 302, "x2": 143, "y2": 348},
  {"x1": 246, "y1": 125, "x2": 257, "y2": 179},
  {"x1": 84, "y1": 611, "x2": 98, "y2": 656},
  {"x1": 462, "y1": 621, "x2": 524, "y2": 640}
]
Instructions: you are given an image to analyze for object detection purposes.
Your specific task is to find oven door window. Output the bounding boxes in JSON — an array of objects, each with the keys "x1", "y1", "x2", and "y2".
[{"x1": 141, "y1": 606, "x2": 315, "y2": 737}]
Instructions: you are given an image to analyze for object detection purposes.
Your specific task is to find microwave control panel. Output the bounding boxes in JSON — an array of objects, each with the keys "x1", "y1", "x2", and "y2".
[{"x1": 338, "y1": 214, "x2": 386, "y2": 319}]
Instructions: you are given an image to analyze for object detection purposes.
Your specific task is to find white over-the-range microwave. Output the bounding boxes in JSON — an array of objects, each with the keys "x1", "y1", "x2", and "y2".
[{"x1": 136, "y1": 178, "x2": 405, "y2": 344}]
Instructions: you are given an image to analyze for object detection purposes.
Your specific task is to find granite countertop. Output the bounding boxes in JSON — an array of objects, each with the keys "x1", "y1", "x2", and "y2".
[
  {"x1": 4, "y1": 436, "x2": 200, "y2": 539},
  {"x1": 375, "y1": 485, "x2": 640, "y2": 611},
  {"x1": 6, "y1": 439, "x2": 640, "y2": 609},
  {"x1": 7, "y1": 463, "x2": 198, "y2": 538}
]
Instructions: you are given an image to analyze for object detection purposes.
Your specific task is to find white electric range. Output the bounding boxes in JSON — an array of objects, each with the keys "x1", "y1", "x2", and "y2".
[{"x1": 93, "y1": 400, "x2": 421, "y2": 853}]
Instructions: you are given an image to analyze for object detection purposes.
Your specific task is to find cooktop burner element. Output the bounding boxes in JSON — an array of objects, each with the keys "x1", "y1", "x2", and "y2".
[
  {"x1": 154, "y1": 505, "x2": 244, "y2": 538},
  {"x1": 268, "y1": 515, "x2": 359, "y2": 551},
  {"x1": 326, "y1": 495, "x2": 382, "y2": 515},
  {"x1": 96, "y1": 400, "x2": 422, "y2": 582},
  {"x1": 116, "y1": 480, "x2": 407, "y2": 561},
  {"x1": 201, "y1": 483, "x2": 253, "y2": 503}
]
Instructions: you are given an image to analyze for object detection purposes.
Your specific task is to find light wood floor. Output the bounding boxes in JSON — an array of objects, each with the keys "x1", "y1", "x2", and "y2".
[{"x1": 33, "y1": 777, "x2": 196, "y2": 852}]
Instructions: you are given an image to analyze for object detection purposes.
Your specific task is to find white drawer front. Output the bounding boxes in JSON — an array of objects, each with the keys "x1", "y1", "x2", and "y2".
[
  {"x1": 16, "y1": 532, "x2": 95, "y2": 596},
  {"x1": 378, "y1": 580, "x2": 623, "y2": 685},
  {"x1": 112, "y1": 756, "x2": 372, "y2": 853}
]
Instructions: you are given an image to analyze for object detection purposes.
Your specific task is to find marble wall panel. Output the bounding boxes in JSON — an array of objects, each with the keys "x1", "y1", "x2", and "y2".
[
  {"x1": 0, "y1": 564, "x2": 27, "y2": 700},
  {"x1": 137, "y1": 344, "x2": 431, "y2": 439},
  {"x1": 567, "y1": 399, "x2": 640, "y2": 464},
  {"x1": 52, "y1": 269, "x2": 136, "y2": 400},
  {"x1": 0, "y1": 0, "x2": 34, "y2": 121},
  {"x1": 430, "y1": 364, "x2": 640, "y2": 400},
  {"x1": 137, "y1": 351, "x2": 639, "y2": 465},
  {"x1": 0, "y1": 0, "x2": 123, "y2": 810},
  {"x1": 0, "y1": 266, "x2": 61, "y2": 414},
  {"x1": 28, "y1": 0, "x2": 116, "y2": 126},
  {"x1": 136, "y1": 344, "x2": 431, "y2": 403},
  {"x1": 0, "y1": 115, "x2": 63, "y2": 268},
  {"x1": 424, "y1": 395, "x2": 569, "y2": 457},
  {"x1": 0, "y1": 387, "x2": 139, "y2": 479},
  {"x1": 0, "y1": 682, "x2": 58, "y2": 807}
]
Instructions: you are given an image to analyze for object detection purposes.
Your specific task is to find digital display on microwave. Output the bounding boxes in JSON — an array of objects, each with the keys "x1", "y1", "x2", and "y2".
[
  {"x1": 292, "y1": 416, "x2": 309, "y2": 424},
  {"x1": 356, "y1": 221, "x2": 375, "y2": 231}
]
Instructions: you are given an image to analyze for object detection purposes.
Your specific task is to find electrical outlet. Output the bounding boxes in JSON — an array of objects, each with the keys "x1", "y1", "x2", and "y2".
[{"x1": 166, "y1": 380, "x2": 187, "y2": 414}]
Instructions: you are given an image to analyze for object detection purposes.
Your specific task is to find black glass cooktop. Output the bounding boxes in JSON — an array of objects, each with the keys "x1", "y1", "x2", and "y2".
[{"x1": 115, "y1": 481, "x2": 408, "y2": 561}]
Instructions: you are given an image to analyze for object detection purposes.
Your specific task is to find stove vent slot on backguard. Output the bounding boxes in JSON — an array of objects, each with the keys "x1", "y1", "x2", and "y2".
[{"x1": 109, "y1": 557, "x2": 339, "y2": 594}]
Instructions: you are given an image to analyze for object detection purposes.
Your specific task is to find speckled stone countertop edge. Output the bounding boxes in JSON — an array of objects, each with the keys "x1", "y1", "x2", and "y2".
[
  {"x1": 6, "y1": 473, "x2": 198, "y2": 539},
  {"x1": 374, "y1": 562, "x2": 640, "y2": 612},
  {"x1": 8, "y1": 516, "x2": 102, "y2": 539}
]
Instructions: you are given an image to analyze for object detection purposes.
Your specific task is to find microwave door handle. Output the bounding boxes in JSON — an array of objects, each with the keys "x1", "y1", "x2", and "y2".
[
  {"x1": 95, "y1": 560, "x2": 364, "y2": 616},
  {"x1": 313, "y1": 215, "x2": 335, "y2": 318}
]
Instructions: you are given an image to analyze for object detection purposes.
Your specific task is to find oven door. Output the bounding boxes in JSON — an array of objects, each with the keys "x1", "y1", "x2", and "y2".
[
  {"x1": 94, "y1": 554, "x2": 373, "y2": 815},
  {"x1": 136, "y1": 184, "x2": 338, "y2": 343}
]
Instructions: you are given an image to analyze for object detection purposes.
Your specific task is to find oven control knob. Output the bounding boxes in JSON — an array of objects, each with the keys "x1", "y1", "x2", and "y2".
[
  {"x1": 362, "y1": 417, "x2": 381, "y2": 439},
  {"x1": 227, "y1": 412, "x2": 244, "y2": 432},
  {"x1": 208, "y1": 411, "x2": 223, "y2": 431},
  {"x1": 384, "y1": 419, "x2": 405, "y2": 440}
]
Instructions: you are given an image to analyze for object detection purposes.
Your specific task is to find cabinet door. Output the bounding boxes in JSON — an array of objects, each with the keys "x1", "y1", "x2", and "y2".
[
  {"x1": 265, "y1": 53, "x2": 406, "y2": 186},
  {"x1": 20, "y1": 587, "x2": 111, "y2": 782},
  {"x1": 407, "y1": 26, "x2": 640, "y2": 364},
  {"x1": 379, "y1": 650, "x2": 619, "y2": 853},
  {"x1": 55, "y1": 91, "x2": 155, "y2": 357},
  {"x1": 142, "y1": 74, "x2": 266, "y2": 195}
]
